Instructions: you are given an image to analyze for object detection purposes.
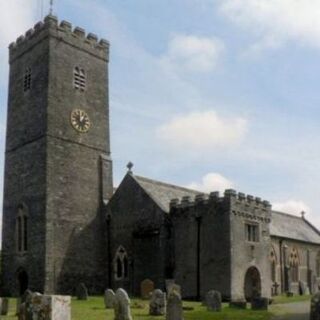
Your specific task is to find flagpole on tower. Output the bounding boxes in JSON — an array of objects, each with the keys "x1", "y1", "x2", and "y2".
[{"x1": 49, "y1": 0, "x2": 53, "y2": 15}]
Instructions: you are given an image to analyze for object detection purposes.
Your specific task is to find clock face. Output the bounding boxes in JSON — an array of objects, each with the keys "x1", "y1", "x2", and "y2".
[{"x1": 70, "y1": 109, "x2": 91, "y2": 133}]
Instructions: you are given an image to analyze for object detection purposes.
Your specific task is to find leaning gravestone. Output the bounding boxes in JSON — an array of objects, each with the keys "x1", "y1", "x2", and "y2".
[
  {"x1": 141, "y1": 279, "x2": 155, "y2": 299},
  {"x1": 149, "y1": 289, "x2": 166, "y2": 316},
  {"x1": 76, "y1": 283, "x2": 88, "y2": 300},
  {"x1": 105, "y1": 289, "x2": 115, "y2": 308},
  {"x1": 205, "y1": 290, "x2": 222, "y2": 312},
  {"x1": 166, "y1": 290, "x2": 183, "y2": 320},
  {"x1": 0, "y1": 297, "x2": 9, "y2": 315},
  {"x1": 114, "y1": 288, "x2": 133, "y2": 320},
  {"x1": 251, "y1": 297, "x2": 269, "y2": 310},
  {"x1": 310, "y1": 292, "x2": 320, "y2": 320}
]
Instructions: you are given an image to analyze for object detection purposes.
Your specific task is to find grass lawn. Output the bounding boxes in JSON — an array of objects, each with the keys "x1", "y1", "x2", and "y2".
[
  {"x1": 272, "y1": 294, "x2": 311, "y2": 304},
  {"x1": 2, "y1": 296, "x2": 272, "y2": 320}
]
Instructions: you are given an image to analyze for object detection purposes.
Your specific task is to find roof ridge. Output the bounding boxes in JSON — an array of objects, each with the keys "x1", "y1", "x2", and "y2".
[
  {"x1": 133, "y1": 174, "x2": 203, "y2": 195},
  {"x1": 272, "y1": 210, "x2": 303, "y2": 220}
]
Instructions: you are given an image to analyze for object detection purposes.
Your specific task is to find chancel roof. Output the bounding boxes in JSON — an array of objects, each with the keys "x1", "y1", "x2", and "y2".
[
  {"x1": 270, "y1": 211, "x2": 320, "y2": 244},
  {"x1": 132, "y1": 174, "x2": 202, "y2": 213}
]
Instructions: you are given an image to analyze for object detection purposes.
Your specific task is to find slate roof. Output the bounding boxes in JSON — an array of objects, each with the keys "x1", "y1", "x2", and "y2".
[
  {"x1": 270, "y1": 211, "x2": 320, "y2": 244},
  {"x1": 130, "y1": 174, "x2": 320, "y2": 244},
  {"x1": 132, "y1": 174, "x2": 202, "y2": 212}
]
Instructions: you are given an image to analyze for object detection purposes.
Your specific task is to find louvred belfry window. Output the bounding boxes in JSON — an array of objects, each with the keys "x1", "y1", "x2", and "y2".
[
  {"x1": 23, "y1": 68, "x2": 32, "y2": 92},
  {"x1": 74, "y1": 67, "x2": 86, "y2": 91}
]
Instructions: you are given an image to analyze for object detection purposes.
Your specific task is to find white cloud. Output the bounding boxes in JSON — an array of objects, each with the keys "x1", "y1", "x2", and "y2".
[
  {"x1": 187, "y1": 172, "x2": 234, "y2": 193},
  {"x1": 0, "y1": 1, "x2": 38, "y2": 49},
  {"x1": 218, "y1": 0, "x2": 320, "y2": 50},
  {"x1": 273, "y1": 200, "x2": 311, "y2": 216},
  {"x1": 161, "y1": 34, "x2": 224, "y2": 73},
  {"x1": 156, "y1": 110, "x2": 247, "y2": 151}
]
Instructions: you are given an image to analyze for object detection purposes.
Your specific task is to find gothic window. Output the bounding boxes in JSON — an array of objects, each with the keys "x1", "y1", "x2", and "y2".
[
  {"x1": 73, "y1": 67, "x2": 86, "y2": 91},
  {"x1": 23, "y1": 68, "x2": 32, "y2": 92},
  {"x1": 245, "y1": 223, "x2": 259, "y2": 242},
  {"x1": 270, "y1": 247, "x2": 277, "y2": 282},
  {"x1": 289, "y1": 248, "x2": 299, "y2": 282},
  {"x1": 114, "y1": 246, "x2": 129, "y2": 280},
  {"x1": 16, "y1": 204, "x2": 28, "y2": 253},
  {"x1": 316, "y1": 252, "x2": 320, "y2": 277}
]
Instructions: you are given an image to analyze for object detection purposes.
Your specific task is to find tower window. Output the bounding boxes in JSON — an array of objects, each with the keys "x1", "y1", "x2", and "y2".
[
  {"x1": 245, "y1": 223, "x2": 259, "y2": 242},
  {"x1": 16, "y1": 204, "x2": 28, "y2": 253},
  {"x1": 23, "y1": 68, "x2": 32, "y2": 92},
  {"x1": 114, "y1": 246, "x2": 129, "y2": 280},
  {"x1": 74, "y1": 67, "x2": 86, "y2": 91}
]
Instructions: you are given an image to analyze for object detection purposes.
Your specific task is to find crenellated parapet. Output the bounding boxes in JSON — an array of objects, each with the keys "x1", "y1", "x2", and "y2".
[
  {"x1": 169, "y1": 188, "x2": 272, "y2": 223},
  {"x1": 9, "y1": 15, "x2": 110, "y2": 63}
]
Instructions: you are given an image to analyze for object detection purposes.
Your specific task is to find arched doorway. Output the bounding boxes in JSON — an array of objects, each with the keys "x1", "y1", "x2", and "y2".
[
  {"x1": 17, "y1": 269, "x2": 29, "y2": 296},
  {"x1": 244, "y1": 266, "x2": 261, "y2": 301}
]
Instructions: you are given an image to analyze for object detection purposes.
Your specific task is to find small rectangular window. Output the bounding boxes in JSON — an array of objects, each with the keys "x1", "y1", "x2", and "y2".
[
  {"x1": 245, "y1": 223, "x2": 259, "y2": 242},
  {"x1": 23, "y1": 68, "x2": 32, "y2": 92}
]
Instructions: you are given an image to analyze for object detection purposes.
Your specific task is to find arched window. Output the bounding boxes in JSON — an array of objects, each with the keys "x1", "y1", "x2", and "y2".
[
  {"x1": 289, "y1": 248, "x2": 299, "y2": 282},
  {"x1": 23, "y1": 68, "x2": 32, "y2": 92},
  {"x1": 316, "y1": 252, "x2": 320, "y2": 277},
  {"x1": 73, "y1": 67, "x2": 86, "y2": 91},
  {"x1": 270, "y1": 246, "x2": 277, "y2": 282},
  {"x1": 16, "y1": 204, "x2": 28, "y2": 252},
  {"x1": 114, "y1": 246, "x2": 129, "y2": 280}
]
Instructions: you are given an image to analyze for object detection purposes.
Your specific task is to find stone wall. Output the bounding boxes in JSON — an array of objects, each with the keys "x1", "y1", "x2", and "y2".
[{"x1": 107, "y1": 174, "x2": 168, "y2": 295}]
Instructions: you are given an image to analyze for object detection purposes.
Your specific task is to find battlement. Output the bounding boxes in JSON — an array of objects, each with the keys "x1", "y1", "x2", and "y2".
[
  {"x1": 169, "y1": 189, "x2": 271, "y2": 210},
  {"x1": 9, "y1": 15, "x2": 109, "y2": 62}
]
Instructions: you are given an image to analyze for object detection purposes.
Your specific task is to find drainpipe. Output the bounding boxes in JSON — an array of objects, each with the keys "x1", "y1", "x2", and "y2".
[
  {"x1": 106, "y1": 215, "x2": 112, "y2": 288},
  {"x1": 195, "y1": 215, "x2": 202, "y2": 300}
]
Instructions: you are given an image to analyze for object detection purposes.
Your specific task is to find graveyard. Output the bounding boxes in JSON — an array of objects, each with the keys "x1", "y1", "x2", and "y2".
[
  {"x1": 0, "y1": 291, "x2": 313, "y2": 320},
  {"x1": 0, "y1": 296, "x2": 272, "y2": 320}
]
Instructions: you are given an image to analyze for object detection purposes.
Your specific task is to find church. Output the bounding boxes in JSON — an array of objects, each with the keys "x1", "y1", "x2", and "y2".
[{"x1": 1, "y1": 15, "x2": 320, "y2": 302}]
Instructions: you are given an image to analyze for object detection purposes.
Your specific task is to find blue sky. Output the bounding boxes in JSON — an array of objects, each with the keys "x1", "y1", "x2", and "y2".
[{"x1": 1, "y1": 0, "x2": 320, "y2": 228}]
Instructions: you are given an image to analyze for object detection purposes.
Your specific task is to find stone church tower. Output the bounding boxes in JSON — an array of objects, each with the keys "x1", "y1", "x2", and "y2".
[{"x1": 1, "y1": 15, "x2": 113, "y2": 295}]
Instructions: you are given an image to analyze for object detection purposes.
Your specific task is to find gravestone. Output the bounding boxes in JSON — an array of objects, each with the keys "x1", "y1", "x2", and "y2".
[
  {"x1": 105, "y1": 289, "x2": 115, "y2": 308},
  {"x1": 251, "y1": 297, "x2": 269, "y2": 310},
  {"x1": 0, "y1": 297, "x2": 9, "y2": 315},
  {"x1": 310, "y1": 292, "x2": 320, "y2": 320},
  {"x1": 141, "y1": 279, "x2": 155, "y2": 299},
  {"x1": 166, "y1": 282, "x2": 181, "y2": 296},
  {"x1": 299, "y1": 281, "x2": 309, "y2": 295},
  {"x1": 76, "y1": 283, "x2": 88, "y2": 300},
  {"x1": 166, "y1": 290, "x2": 183, "y2": 320},
  {"x1": 149, "y1": 289, "x2": 166, "y2": 316},
  {"x1": 114, "y1": 288, "x2": 133, "y2": 320},
  {"x1": 205, "y1": 290, "x2": 221, "y2": 312},
  {"x1": 34, "y1": 295, "x2": 71, "y2": 320},
  {"x1": 26, "y1": 292, "x2": 41, "y2": 320},
  {"x1": 165, "y1": 280, "x2": 175, "y2": 293}
]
